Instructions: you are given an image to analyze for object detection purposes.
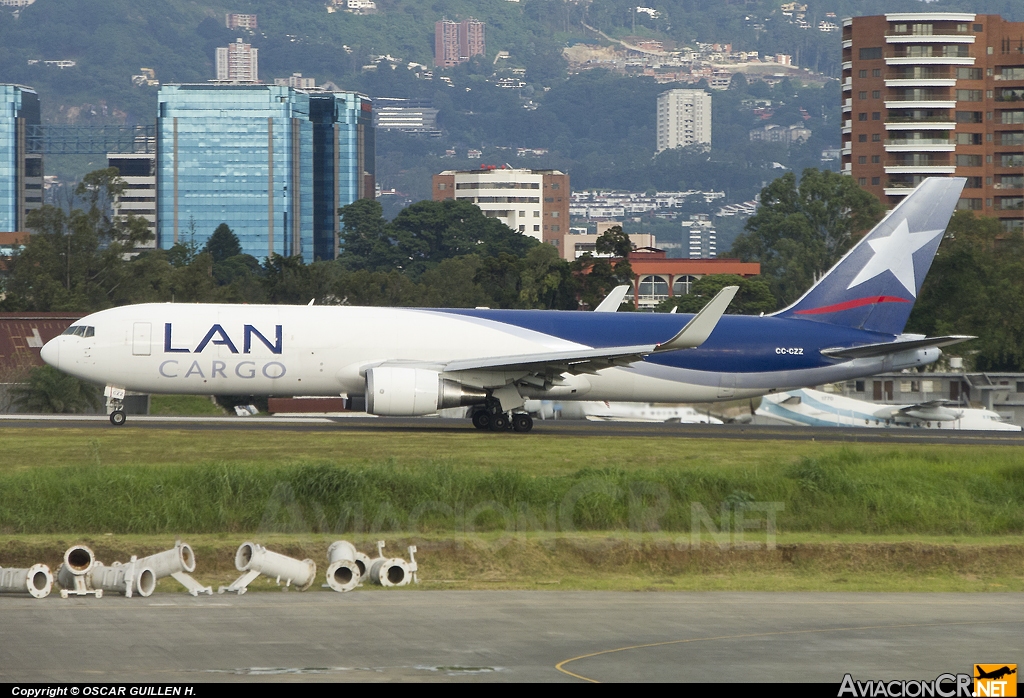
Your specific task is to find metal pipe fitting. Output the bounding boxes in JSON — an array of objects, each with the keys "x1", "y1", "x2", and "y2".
[
  {"x1": 325, "y1": 559, "x2": 360, "y2": 592},
  {"x1": 325, "y1": 540, "x2": 360, "y2": 592},
  {"x1": 57, "y1": 545, "x2": 102, "y2": 598},
  {"x1": 368, "y1": 557, "x2": 411, "y2": 587},
  {"x1": 0, "y1": 564, "x2": 53, "y2": 599},
  {"x1": 88, "y1": 562, "x2": 156, "y2": 598},
  {"x1": 135, "y1": 541, "x2": 212, "y2": 596},
  {"x1": 219, "y1": 542, "x2": 316, "y2": 594}
]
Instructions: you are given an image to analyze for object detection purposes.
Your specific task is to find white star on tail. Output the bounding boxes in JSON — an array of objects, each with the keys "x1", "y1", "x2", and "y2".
[{"x1": 846, "y1": 219, "x2": 944, "y2": 297}]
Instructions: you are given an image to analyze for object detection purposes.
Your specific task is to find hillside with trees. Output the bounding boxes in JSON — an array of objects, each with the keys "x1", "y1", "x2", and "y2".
[{"x1": 3, "y1": 0, "x2": 1023, "y2": 202}]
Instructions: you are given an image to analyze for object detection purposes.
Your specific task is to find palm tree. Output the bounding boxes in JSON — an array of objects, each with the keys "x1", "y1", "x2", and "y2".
[{"x1": 11, "y1": 366, "x2": 102, "y2": 414}]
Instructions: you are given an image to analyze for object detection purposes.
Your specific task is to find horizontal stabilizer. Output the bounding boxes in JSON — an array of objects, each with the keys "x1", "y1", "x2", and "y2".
[
  {"x1": 821, "y1": 335, "x2": 974, "y2": 360},
  {"x1": 655, "y1": 286, "x2": 737, "y2": 352}
]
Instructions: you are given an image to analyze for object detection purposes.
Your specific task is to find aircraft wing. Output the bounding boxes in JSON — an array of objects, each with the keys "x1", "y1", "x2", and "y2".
[
  {"x1": 820, "y1": 335, "x2": 974, "y2": 359},
  {"x1": 594, "y1": 285, "x2": 630, "y2": 312},
  {"x1": 442, "y1": 286, "x2": 739, "y2": 376}
]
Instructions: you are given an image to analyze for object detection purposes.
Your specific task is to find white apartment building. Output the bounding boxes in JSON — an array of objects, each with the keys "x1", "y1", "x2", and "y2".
[
  {"x1": 433, "y1": 168, "x2": 569, "y2": 248},
  {"x1": 215, "y1": 39, "x2": 259, "y2": 83},
  {"x1": 107, "y1": 153, "x2": 157, "y2": 249},
  {"x1": 656, "y1": 89, "x2": 712, "y2": 153}
]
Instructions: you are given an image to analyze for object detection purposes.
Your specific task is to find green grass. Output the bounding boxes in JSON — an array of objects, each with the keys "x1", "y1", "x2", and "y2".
[
  {"x1": 2, "y1": 425, "x2": 1022, "y2": 591},
  {"x1": 148, "y1": 395, "x2": 225, "y2": 416},
  {"x1": 1, "y1": 439, "x2": 1022, "y2": 536}
]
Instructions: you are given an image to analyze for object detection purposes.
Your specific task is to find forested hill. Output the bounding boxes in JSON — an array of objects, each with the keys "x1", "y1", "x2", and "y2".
[
  {"x1": 2, "y1": 0, "x2": 1023, "y2": 201},
  {"x1": 3, "y1": 0, "x2": 1022, "y2": 126}
]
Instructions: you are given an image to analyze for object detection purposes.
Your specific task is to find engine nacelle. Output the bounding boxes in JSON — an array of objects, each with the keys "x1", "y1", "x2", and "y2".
[{"x1": 365, "y1": 367, "x2": 486, "y2": 416}]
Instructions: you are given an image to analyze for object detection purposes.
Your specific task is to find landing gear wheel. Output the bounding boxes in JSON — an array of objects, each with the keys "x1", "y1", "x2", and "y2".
[
  {"x1": 490, "y1": 412, "x2": 510, "y2": 431},
  {"x1": 512, "y1": 413, "x2": 534, "y2": 433},
  {"x1": 109, "y1": 410, "x2": 127, "y2": 426},
  {"x1": 471, "y1": 410, "x2": 491, "y2": 430}
]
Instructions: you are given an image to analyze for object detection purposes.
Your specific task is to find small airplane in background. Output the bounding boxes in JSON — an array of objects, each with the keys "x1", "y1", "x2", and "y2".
[
  {"x1": 757, "y1": 387, "x2": 1021, "y2": 431},
  {"x1": 524, "y1": 400, "x2": 723, "y2": 424},
  {"x1": 42, "y1": 177, "x2": 972, "y2": 433}
]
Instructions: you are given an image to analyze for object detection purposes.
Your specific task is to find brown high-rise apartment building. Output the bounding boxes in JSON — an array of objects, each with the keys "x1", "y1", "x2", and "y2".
[
  {"x1": 434, "y1": 19, "x2": 485, "y2": 68},
  {"x1": 843, "y1": 13, "x2": 1024, "y2": 233}
]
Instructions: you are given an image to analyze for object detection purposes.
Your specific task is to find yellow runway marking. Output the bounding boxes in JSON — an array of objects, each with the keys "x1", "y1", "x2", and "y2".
[{"x1": 555, "y1": 619, "x2": 1024, "y2": 683}]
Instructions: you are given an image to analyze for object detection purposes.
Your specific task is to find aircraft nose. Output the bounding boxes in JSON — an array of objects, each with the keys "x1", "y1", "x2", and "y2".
[{"x1": 40, "y1": 337, "x2": 59, "y2": 368}]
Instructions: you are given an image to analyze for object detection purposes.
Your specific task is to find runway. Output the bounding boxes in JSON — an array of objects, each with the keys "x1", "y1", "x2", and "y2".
[
  {"x1": 3, "y1": 413, "x2": 1024, "y2": 445},
  {"x1": 1, "y1": 592, "x2": 1020, "y2": 683}
]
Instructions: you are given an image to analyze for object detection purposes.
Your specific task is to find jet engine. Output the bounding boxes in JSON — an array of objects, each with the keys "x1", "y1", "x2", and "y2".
[{"x1": 365, "y1": 366, "x2": 486, "y2": 416}]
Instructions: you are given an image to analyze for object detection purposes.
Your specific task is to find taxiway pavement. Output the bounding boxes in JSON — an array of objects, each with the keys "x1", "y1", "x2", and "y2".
[{"x1": 1, "y1": 592, "x2": 1021, "y2": 683}]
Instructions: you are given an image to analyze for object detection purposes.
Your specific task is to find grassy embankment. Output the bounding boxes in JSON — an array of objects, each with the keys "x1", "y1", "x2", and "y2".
[{"x1": 1, "y1": 427, "x2": 1022, "y2": 591}]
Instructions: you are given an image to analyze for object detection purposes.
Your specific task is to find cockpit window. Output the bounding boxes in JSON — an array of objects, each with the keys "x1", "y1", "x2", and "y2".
[{"x1": 61, "y1": 325, "x2": 94, "y2": 337}]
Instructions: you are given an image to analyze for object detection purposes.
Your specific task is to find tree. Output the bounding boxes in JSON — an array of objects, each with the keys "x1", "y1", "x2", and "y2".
[
  {"x1": 204, "y1": 223, "x2": 242, "y2": 263},
  {"x1": 1, "y1": 169, "x2": 153, "y2": 311},
  {"x1": 907, "y1": 212, "x2": 1024, "y2": 371},
  {"x1": 730, "y1": 169, "x2": 885, "y2": 307},
  {"x1": 655, "y1": 274, "x2": 776, "y2": 315},
  {"x1": 337, "y1": 199, "x2": 401, "y2": 272},
  {"x1": 11, "y1": 365, "x2": 102, "y2": 414}
]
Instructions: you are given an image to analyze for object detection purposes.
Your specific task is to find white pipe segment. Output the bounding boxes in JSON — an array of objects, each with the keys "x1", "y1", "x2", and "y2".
[
  {"x1": 88, "y1": 563, "x2": 156, "y2": 598},
  {"x1": 220, "y1": 542, "x2": 316, "y2": 593},
  {"x1": 353, "y1": 551, "x2": 372, "y2": 579},
  {"x1": 134, "y1": 541, "x2": 212, "y2": 596},
  {"x1": 0, "y1": 564, "x2": 53, "y2": 599},
  {"x1": 325, "y1": 540, "x2": 360, "y2": 592},
  {"x1": 62, "y1": 545, "x2": 95, "y2": 576},
  {"x1": 368, "y1": 558, "x2": 411, "y2": 587},
  {"x1": 327, "y1": 540, "x2": 357, "y2": 565},
  {"x1": 136, "y1": 541, "x2": 196, "y2": 577},
  {"x1": 325, "y1": 560, "x2": 360, "y2": 592},
  {"x1": 57, "y1": 545, "x2": 102, "y2": 597}
]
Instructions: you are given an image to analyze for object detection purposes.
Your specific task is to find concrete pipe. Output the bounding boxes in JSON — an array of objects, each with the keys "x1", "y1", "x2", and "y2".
[
  {"x1": 0, "y1": 564, "x2": 53, "y2": 599},
  {"x1": 88, "y1": 563, "x2": 156, "y2": 598},
  {"x1": 368, "y1": 557, "x2": 411, "y2": 587},
  {"x1": 135, "y1": 541, "x2": 212, "y2": 596},
  {"x1": 325, "y1": 559, "x2": 360, "y2": 593},
  {"x1": 220, "y1": 542, "x2": 316, "y2": 593}
]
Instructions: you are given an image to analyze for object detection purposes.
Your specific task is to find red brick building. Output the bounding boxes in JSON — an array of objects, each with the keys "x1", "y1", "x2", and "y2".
[{"x1": 626, "y1": 248, "x2": 761, "y2": 309}]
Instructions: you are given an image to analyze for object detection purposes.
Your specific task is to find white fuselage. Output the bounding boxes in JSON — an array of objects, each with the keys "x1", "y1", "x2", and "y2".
[{"x1": 41, "y1": 303, "x2": 927, "y2": 406}]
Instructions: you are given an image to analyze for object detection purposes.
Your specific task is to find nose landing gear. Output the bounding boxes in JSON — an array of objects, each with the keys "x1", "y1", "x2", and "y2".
[{"x1": 104, "y1": 385, "x2": 127, "y2": 426}]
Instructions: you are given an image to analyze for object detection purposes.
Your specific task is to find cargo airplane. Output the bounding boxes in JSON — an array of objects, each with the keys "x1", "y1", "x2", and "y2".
[{"x1": 41, "y1": 177, "x2": 972, "y2": 433}]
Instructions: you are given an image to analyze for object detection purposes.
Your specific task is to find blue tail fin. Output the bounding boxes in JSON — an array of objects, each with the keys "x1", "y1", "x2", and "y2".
[{"x1": 773, "y1": 177, "x2": 966, "y2": 336}]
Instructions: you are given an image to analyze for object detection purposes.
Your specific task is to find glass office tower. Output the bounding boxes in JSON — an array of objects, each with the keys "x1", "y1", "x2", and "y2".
[
  {"x1": 157, "y1": 84, "x2": 373, "y2": 262},
  {"x1": 0, "y1": 84, "x2": 42, "y2": 233}
]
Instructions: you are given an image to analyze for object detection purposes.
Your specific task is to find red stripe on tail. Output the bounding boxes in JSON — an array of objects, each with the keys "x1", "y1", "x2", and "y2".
[{"x1": 794, "y1": 295, "x2": 910, "y2": 315}]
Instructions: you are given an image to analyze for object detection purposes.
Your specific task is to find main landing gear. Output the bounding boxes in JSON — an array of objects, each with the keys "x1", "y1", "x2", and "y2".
[{"x1": 471, "y1": 401, "x2": 533, "y2": 433}]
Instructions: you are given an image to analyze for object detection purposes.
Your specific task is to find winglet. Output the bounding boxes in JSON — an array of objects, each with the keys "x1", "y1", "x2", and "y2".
[
  {"x1": 655, "y1": 286, "x2": 738, "y2": 352},
  {"x1": 594, "y1": 285, "x2": 630, "y2": 312}
]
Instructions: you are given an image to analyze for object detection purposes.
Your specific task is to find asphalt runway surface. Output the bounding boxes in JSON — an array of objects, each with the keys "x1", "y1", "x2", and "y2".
[
  {"x1": 1, "y1": 592, "x2": 1021, "y2": 683},
  {"x1": 3, "y1": 414, "x2": 1024, "y2": 445}
]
